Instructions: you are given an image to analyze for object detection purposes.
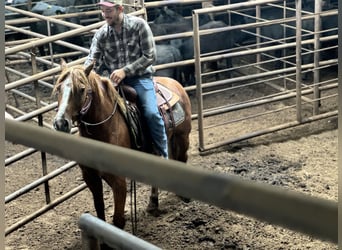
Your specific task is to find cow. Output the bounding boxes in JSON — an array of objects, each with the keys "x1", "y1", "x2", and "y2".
[
  {"x1": 254, "y1": 2, "x2": 338, "y2": 80},
  {"x1": 155, "y1": 44, "x2": 183, "y2": 82},
  {"x1": 152, "y1": 6, "x2": 212, "y2": 28},
  {"x1": 145, "y1": 1, "x2": 205, "y2": 22},
  {"x1": 179, "y1": 20, "x2": 238, "y2": 86}
]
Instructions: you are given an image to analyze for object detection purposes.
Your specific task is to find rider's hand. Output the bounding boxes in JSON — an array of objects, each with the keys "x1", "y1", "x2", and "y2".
[{"x1": 110, "y1": 68, "x2": 126, "y2": 85}]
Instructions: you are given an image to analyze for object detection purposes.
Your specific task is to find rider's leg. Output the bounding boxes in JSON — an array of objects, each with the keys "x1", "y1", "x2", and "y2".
[{"x1": 126, "y1": 77, "x2": 168, "y2": 158}]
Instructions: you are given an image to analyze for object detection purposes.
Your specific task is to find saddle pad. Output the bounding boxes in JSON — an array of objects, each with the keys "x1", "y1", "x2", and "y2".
[
  {"x1": 156, "y1": 83, "x2": 179, "y2": 110},
  {"x1": 171, "y1": 102, "x2": 185, "y2": 127}
]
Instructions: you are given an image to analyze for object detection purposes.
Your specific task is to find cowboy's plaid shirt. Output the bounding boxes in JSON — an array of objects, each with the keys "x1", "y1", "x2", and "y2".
[{"x1": 85, "y1": 14, "x2": 156, "y2": 77}]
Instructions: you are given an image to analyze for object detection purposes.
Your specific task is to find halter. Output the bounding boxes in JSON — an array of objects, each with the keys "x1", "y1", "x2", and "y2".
[
  {"x1": 57, "y1": 74, "x2": 119, "y2": 128},
  {"x1": 79, "y1": 99, "x2": 118, "y2": 127},
  {"x1": 78, "y1": 84, "x2": 118, "y2": 127},
  {"x1": 79, "y1": 89, "x2": 93, "y2": 116}
]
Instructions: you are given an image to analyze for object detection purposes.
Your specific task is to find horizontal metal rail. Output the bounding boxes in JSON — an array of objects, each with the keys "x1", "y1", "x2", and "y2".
[
  {"x1": 79, "y1": 213, "x2": 161, "y2": 250},
  {"x1": 14, "y1": 103, "x2": 57, "y2": 122},
  {"x1": 5, "y1": 161, "x2": 77, "y2": 203},
  {"x1": 5, "y1": 51, "x2": 60, "y2": 72},
  {"x1": 201, "y1": 82, "x2": 337, "y2": 117},
  {"x1": 5, "y1": 5, "x2": 146, "y2": 56},
  {"x1": 5, "y1": 57, "x2": 86, "y2": 91},
  {"x1": 5, "y1": 182, "x2": 87, "y2": 236},
  {"x1": 5, "y1": 9, "x2": 101, "y2": 27},
  {"x1": 6, "y1": 88, "x2": 50, "y2": 107},
  {"x1": 5, "y1": 24, "x2": 90, "y2": 55},
  {"x1": 144, "y1": 0, "x2": 208, "y2": 8},
  {"x1": 5, "y1": 120, "x2": 338, "y2": 243},
  {"x1": 6, "y1": 65, "x2": 55, "y2": 89},
  {"x1": 5, "y1": 148, "x2": 38, "y2": 166},
  {"x1": 200, "y1": 110, "x2": 337, "y2": 151}
]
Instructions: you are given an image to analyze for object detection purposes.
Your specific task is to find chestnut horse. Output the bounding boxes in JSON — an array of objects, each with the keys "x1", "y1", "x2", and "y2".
[{"x1": 52, "y1": 60, "x2": 192, "y2": 229}]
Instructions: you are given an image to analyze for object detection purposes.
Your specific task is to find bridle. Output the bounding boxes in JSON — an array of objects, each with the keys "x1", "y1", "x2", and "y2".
[
  {"x1": 77, "y1": 84, "x2": 118, "y2": 127},
  {"x1": 79, "y1": 89, "x2": 93, "y2": 117},
  {"x1": 57, "y1": 75, "x2": 118, "y2": 128}
]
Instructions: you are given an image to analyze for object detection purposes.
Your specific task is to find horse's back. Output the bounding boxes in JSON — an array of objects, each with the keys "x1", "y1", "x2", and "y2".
[
  {"x1": 154, "y1": 76, "x2": 191, "y2": 137},
  {"x1": 154, "y1": 76, "x2": 192, "y2": 163},
  {"x1": 153, "y1": 76, "x2": 191, "y2": 113}
]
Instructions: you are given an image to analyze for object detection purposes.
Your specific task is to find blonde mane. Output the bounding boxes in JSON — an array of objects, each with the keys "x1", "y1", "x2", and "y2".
[{"x1": 53, "y1": 64, "x2": 126, "y2": 112}]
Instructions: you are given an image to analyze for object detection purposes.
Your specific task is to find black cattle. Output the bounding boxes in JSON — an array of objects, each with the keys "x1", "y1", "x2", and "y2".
[
  {"x1": 5, "y1": 0, "x2": 32, "y2": 41},
  {"x1": 213, "y1": 0, "x2": 337, "y2": 79},
  {"x1": 152, "y1": 6, "x2": 212, "y2": 27},
  {"x1": 145, "y1": 1, "x2": 204, "y2": 22},
  {"x1": 149, "y1": 7, "x2": 218, "y2": 86},
  {"x1": 155, "y1": 44, "x2": 182, "y2": 82},
  {"x1": 149, "y1": 21, "x2": 192, "y2": 51},
  {"x1": 30, "y1": 2, "x2": 84, "y2": 68},
  {"x1": 54, "y1": 0, "x2": 96, "y2": 6},
  {"x1": 211, "y1": 0, "x2": 247, "y2": 24},
  {"x1": 153, "y1": 6, "x2": 188, "y2": 24},
  {"x1": 149, "y1": 22, "x2": 167, "y2": 37},
  {"x1": 148, "y1": 7, "x2": 208, "y2": 85},
  {"x1": 179, "y1": 20, "x2": 237, "y2": 86},
  {"x1": 149, "y1": 7, "x2": 196, "y2": 50},
  {"x1": 254, "y1": 3, "x2": 337, "y2": 79},
  {"x1": 31, "y1": 1, "x2": 66, "y2": 15}
]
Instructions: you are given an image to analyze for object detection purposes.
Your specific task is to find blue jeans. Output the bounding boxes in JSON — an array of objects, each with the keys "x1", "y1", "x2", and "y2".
[{"x1": 124, "y1": 76, "x2": 168, "y2": 158}]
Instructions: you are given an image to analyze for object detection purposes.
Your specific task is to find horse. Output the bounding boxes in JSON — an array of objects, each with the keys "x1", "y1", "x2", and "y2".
[{"x1": 52, "y1": 59, "x2": 192, "y2": 230}]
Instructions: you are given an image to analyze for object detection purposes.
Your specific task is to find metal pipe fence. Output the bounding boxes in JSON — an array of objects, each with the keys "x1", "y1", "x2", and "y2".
[
  {"x1": 5, "y1": 161, "x2": 77, "y2": 203},
  {"x1": 191, "y1": 0, "x2": 338, "y2": 151},
  {"x1": 5, "y1": 182, "x2": 87, "y2": 236},
  {"x1": 79, "y1": 213, "x2": 161, "y2": 250},
  {"x1": 5, "y1": 119, "x2": 338, "y2": 243},
  {"x1": 4, "y1": 0, "x2": 156, "y2": 245},
  {"x1": 4, "y1": 0, "x2": 338, "y2": 247}
]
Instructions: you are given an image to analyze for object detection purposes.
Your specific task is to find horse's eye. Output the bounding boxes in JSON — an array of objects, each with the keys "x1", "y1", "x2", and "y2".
[{"x1": 80, "y1": 85, "x2": 86, "y2": 93}]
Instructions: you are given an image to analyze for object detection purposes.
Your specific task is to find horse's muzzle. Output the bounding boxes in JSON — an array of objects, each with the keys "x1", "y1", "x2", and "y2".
[{"x1": 53, "y1": 117, "x2": 72, "y2": 133}]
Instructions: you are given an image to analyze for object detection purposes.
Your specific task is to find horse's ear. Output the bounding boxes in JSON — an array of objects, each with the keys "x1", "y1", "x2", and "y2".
[
  {"x1": 60, "y1": 58, "x2": 67, "y2": 71},
  {"x1": 84, "y1": 61, "x2": 95, "y2": 77}
]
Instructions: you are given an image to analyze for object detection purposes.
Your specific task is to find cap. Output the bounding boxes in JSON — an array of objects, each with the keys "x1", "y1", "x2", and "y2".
[{"x1": 98, "y1": 0, "x2": 122, "y2": 7}]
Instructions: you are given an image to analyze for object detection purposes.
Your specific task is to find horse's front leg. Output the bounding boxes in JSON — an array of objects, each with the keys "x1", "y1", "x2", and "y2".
[
  {"x1": 147, "y1": 186, "x2": 163, "y2": 216},
  {"x1": 112, "y1": 177, "x2": 127, "y2": 229},
  {"x1": 81, "y1": 166, "x2": 106, "y2": 221},
  {"x1": 107, "y1": 176, "x2": 127, "y2": 229}
]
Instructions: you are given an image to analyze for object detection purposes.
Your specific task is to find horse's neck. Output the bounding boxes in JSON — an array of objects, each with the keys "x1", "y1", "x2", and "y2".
[{"x1": 80, "y1": 89, "x2": 126, "y2": 138}]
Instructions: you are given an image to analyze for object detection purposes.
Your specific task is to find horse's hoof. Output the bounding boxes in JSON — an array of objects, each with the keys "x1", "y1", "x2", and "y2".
[
  {"x1": 146, "y1": 196, "x2": 160, "y2": 216},
  {"x1": 146, "y1": 197, "x2": 166, "y2": 217},
  {"x1": 113, "y1": 216, "x2": 125, "y2": 230},
  {"x1": 146, "y1": 202, "x2": 158, "y2": 216},
  {"x1": 146, "y1": 204, "x2": 166, "y2": 217}
]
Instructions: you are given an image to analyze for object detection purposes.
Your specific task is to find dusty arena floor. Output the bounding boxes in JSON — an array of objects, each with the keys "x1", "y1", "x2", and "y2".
[
  {"x1": 5, "y1": 63, "x2": 338, "y2": 250},
  {"x1": 5, "y1": 121, "x2": 338, "y2": 250}
]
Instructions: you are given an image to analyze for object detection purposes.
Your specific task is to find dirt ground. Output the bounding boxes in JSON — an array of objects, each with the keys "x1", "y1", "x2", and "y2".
[{"x1": 4, "y1": 62, "x2": 338, "y2": 250}]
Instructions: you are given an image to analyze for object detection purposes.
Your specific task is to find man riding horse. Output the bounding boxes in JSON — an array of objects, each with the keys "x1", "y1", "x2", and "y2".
[{"x1": 84, "y1": 0, "x2": 169, "y2": 159}]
